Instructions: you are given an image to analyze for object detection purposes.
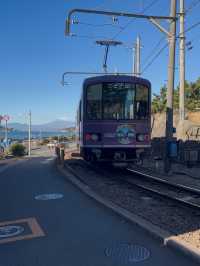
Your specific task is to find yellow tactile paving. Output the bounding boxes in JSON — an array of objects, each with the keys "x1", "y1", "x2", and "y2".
[{"x1": 0, "y1": 217, "x2": 45, "y2": 244}]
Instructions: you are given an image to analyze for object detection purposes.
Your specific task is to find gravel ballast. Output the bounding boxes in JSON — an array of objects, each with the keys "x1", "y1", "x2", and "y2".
[{"x1": 65, "y1": 158, "x2": 200, "y2": 250}]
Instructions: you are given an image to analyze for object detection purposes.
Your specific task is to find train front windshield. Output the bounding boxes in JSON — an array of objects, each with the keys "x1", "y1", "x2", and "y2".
[{"x1": 86, "y1": 82, "x2": 149, "y2": 120}]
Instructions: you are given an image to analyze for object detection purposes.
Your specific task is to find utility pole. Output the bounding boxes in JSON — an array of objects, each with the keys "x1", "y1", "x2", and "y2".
[
  {"x1": 0, "y1": 116, "x2": 3, "y2": 128},
  {"x1": 179, "y1": 0, "x2": 185, "y2": 121},
  {"x1": 3, "y1": 115, "x2": 10, "y2": 147},
  {"x1": 28, "y1": 110, "x2": 31, "y2": 157},
  {"x1": 5, "y1": 120, "x2": 8, "y2": 145},
  {"x1": 164, "y1": 0, "x2": 177, "y2": 173},
  {"x1": 134, "y1": 36, "x2": 141, "y2": 76}
]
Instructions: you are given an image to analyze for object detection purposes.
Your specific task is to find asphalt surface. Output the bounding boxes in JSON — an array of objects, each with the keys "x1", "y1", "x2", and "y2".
[{"x1": 0, "y1": 147, "x2": 198, "y2": 266}]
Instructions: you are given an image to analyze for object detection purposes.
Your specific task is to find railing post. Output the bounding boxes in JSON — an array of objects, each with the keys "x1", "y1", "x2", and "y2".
[
  {"x1": 60, "y1": 147, "x2": 65, "y2": 166},
  {"x1": 55, "y1": 146, "x2": 61, "y2": 163}
]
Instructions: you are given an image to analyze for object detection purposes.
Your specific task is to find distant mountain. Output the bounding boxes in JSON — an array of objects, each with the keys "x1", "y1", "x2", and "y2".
[
  {"x1": 7, "y1": 123, "x2": 27, "y2": 131},
  {"x1": 9, "y1": 120, "x2": 75, "y2": 132}
]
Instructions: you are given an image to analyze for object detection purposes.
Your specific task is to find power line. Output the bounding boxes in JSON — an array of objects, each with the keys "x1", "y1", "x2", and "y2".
[
  {"x1": 111, "y1": 0, "x2": 160, "y2": 40},
  {"x1": 142, "y1": 36, "x2": 165, "y2": 64},
  {"x1": 185, "y1": 0, "x2": 200, "y2": 14},
  {"x1": 141, "y1": 0, "x2": 200, "y2": 74},
  {"x1": 141, "y1": 43, "x2": 168, "y2": 74},
  {"x1": 184, "y1": 20, "x2": 200, "y2": 35},
  {"x1": 94, "y1": 0, "x2": 114, "y2": 10},
  {"x1": 69, "y1": 33, "x2": 109, "y2": 40},
  {"x1": 142, "y1": 17, "x2": 200, "y2": 74},
  {"x1": 72, "y1": 20, "x2": 123, "y2": 29}
]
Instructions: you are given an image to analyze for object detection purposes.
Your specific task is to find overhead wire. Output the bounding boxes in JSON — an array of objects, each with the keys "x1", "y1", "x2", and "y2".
[
  {"x1": 69, "y1": 0, "x2": 161, "y2": 44},
  {"x1": 69, "y1": 1, "x2": 200, "y2": 74},
  {"x1": 141, "y1": 43, "x2": 168, "y2": 74},
  {"x1": 70, "y1": 0, "x2": 119, "y2": 41},
  {"x1": 141, "y1": 0, "x2": 200, "y2": 74},
  {"x1": 70, "y1": 33, "x2": 110, "y2": 40},
  {"x1": 141, "y1": 17, "x2": 200, "y2": 74},
  {"x1": 111, "y1": 0, "x2": 161, "y2": 40},
  {"x1": 181, "y1": 0, "x2": 200, "y2": 51},
  {"x1": 72, "y1": 21, "x2": 123, "y2": 29},
  {"x1": 142, "y1": 36, "x2": 166, "y2": 63},
  {"x1": 184, "y1": 20, "x2": 200, "y2": 35},
  {"x1": 185, "y1": 0, "x2": 200, "y2": 14}
]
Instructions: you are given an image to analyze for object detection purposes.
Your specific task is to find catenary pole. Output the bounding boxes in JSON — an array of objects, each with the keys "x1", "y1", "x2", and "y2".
[
  {"x1": 164, "y1": 0, "x2": 177, "y2": 173},
  {"x1": 133, "y1": 36, "x2": 141, "y2": 76},
  {"x1": 133, "y1": 45, "x2": 136, "y2": 75},
  {"x1": 179, "y1": 0, "x2": 185, "y2": 121},
  {"x1": 5, "y1": 120, "x2": 8, "y2": 145},
  {"x1": 136, "y1": 36, "x2": 141, "y2": 76},
  {"x1": 28, "y1": 110, "x2": 31, "y2": 157}
]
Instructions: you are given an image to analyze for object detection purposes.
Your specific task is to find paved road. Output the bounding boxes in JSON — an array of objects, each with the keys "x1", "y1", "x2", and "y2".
[{"x1": 0, "y1": 148, "x2": 198, "y2": 266}]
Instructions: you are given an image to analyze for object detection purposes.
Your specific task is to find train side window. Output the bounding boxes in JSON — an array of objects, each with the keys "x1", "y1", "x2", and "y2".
[
  {"x1": 135, "y1": 85, "x2": 149, "y2": 119},
  {"x1": 86, "y1": 84, "x2": 102, "y2": 120}
]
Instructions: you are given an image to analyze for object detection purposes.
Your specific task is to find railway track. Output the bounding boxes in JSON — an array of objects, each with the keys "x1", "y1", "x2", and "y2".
[
  {"x1": 125, "y1": 167, "x2": 200, "y2": 210},
  {"x1": 64, "y1": 158, "x2": 200, "y2": 212}
]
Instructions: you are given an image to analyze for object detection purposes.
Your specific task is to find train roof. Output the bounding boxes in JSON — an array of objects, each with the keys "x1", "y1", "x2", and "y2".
[{"x1": 83, "y1": 75, "x2": 151, "y2": 88}]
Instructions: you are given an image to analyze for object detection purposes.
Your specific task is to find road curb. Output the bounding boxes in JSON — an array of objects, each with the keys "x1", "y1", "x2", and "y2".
[{"x1": 57, "y1": 163, "x2": 200, "y2": 264}]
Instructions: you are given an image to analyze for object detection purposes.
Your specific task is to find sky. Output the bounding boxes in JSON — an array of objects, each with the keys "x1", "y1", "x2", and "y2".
[{"x1": 0, "y1": 0, "x2": 200, "y2": 124}]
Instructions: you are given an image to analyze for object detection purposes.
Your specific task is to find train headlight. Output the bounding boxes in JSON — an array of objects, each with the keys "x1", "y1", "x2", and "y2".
[
  {"x1": 91, "y1": 134, "x2": 99, "y2": 141},
  {"x1": 136, "y1": 134, "x2": 149, "y2": 142},
  {"x1": 85, "y1": 133, "x2": 101, "y2": 142}
]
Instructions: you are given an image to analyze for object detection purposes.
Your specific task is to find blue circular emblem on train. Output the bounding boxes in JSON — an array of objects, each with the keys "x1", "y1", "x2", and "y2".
[{"x1": 116, "y1": 125, "x2": 135, "y2": 144}]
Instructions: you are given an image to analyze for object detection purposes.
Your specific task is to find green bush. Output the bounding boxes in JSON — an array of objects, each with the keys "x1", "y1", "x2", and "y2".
[{"x1": 10, "y1": 143, "x2": 26, "y2": 156}]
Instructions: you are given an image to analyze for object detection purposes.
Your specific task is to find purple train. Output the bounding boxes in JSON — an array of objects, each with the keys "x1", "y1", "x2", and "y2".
[{"x1": 76, "y1": 75, "x2": 151, "y2": 164}]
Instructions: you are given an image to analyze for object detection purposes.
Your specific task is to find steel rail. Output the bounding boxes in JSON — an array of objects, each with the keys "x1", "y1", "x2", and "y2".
[
  {"x1": 124, "y1": 175, "x2": 200, "y2": 211},
  {"x1": 127, "y1": 167, "x2": 200, "y2": 195},
  {"x1": 124, "y1": 168, "x2": 200, "y2": 211},
  {"x1": 64, "y1": 159, "x2": 200, "y2": 212}
]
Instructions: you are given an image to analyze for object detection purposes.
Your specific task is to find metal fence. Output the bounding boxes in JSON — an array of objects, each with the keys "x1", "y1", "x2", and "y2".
[{"x1": 151, "y1": 138, "x2": 200, "y2": 166}]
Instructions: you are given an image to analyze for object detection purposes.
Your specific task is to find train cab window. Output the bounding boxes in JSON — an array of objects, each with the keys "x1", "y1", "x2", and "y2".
[
  {"x1": 86, "y1": 84, "x2": 102, "y2": 119},
  {"x1": 135, "y1": 85, "x2": 149, "y2": 119},
  {"x1": 103, "y1": 83, "x2": 135, "y2": 120}
]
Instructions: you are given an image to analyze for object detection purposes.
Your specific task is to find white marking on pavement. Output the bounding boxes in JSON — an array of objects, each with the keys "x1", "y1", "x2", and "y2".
[
  {"x1": 35, "y1": 193, "x2": 64, "y2": 200},
  {"x1": 0, "y1": 225, "x2": 24, "y2": 238}
]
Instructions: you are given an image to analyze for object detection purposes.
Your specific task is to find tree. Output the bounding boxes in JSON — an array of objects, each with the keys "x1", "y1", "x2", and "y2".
[
  {"x1": 152, "y1": 77, "x2": 200, "y2": 113},
  {"x1": 10, "y1": 143, "x2": 26, "y2": 156},
  {"x1": 152, "y1": 85, "x2": 167, "y2": 113}
]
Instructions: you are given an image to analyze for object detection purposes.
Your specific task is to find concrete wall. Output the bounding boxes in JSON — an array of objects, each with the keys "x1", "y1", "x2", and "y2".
[{"x1": 151, "y1": 111, "x2": 200, "y2": 140}]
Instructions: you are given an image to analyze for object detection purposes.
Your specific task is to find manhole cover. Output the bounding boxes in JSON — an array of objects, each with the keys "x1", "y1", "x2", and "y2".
[
  {"x1": 105, "y1": 244, "x2": 150, "y2": 263},
  {"x1": 0, "y1": 225, "x2": 24, "y2": 238},
  {"x1": 35, "y1": 193, "x2": 63, "y2": 200}
]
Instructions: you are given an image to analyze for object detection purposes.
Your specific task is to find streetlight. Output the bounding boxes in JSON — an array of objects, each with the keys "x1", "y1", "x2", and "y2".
[
  {"x1": 16, "y1": 112, "x2": 32, "y2": 156},
  {"x1": 3, "y1": 115, "x2": 10, "y2": 146}
]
